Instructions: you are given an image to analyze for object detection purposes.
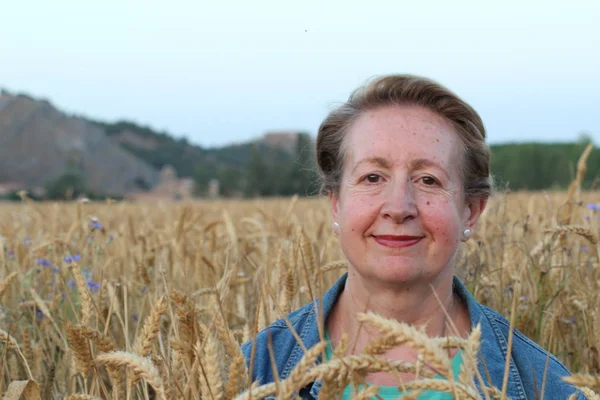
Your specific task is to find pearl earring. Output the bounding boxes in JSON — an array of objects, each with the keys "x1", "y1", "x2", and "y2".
[
  {"x1": 333, "y1": 222, "x2": 340, "y2": 231},
  {"x1": 463, "y1": 228, "x2": 472, "y2": 240}
]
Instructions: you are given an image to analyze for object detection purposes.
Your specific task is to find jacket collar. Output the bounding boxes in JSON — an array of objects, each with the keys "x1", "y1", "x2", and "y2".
[
  {"x1": 283, "y1": 273, "x2": 527, "y2": 399},
  {"x1": 453, "y1": 278, "x2": 527, "y2": 400}
]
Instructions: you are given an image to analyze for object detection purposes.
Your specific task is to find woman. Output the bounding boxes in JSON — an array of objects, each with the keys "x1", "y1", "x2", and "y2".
[{"x1": 242, "y1": 75, "x2": 582, "y2": 399}]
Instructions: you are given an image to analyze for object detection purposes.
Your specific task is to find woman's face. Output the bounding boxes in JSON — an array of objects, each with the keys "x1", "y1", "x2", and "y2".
[{"x1": 330, "y1": 105, "x2": 485, "y2": 286}]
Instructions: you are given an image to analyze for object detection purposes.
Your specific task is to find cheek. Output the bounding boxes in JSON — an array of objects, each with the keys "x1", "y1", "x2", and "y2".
[
  {"x1": 425, "y1": 200, "x2": 462, "y2": 241},
  {"x1": 339, "y1": 195, "x2": 378, "y2": 233}
]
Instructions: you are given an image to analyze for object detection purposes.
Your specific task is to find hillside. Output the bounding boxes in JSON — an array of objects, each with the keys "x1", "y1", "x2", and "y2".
[
  {"x1": 88, "y1": 119, "x2": 314, "y2": 196},
  {"x1": 89, "y1": 120, "x2": 302, "y2": 179},
  {"x1": 0, "y1": 89, "x2": 312, "y2": 199},
  {"x1": 1, "y1": 88, "x2": 597, "y2": 200},
  {"x1": 0, "y1": 92, "x2": 159, "y2": 197}
]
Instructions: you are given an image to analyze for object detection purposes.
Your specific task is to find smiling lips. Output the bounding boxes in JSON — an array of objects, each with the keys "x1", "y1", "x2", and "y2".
[{"x1": 372, "y1": 235, "x2": 423, "y2": 248}]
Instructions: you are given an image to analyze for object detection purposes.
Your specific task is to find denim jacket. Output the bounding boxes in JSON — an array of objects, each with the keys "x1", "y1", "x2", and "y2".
[{"x1": 242, "y1": 273, "x2": 583, "y2": 399}]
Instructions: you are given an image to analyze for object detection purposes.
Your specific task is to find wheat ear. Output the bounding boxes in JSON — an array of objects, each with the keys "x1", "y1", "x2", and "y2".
[
  {"x1": 70, "y1": 262, "x2": 93, "y2": 327},
  {"x1": 545, "y1": 225, "x2": 598, "y2": 245},
  {"x1": 565, "y1": 374, "x2": 600, "y2": 390},
  {"x1": 0, "y1": 328, "x2": 34, "y2": 380},
  {"x1": 65, "y1": 322, "x2": 93, "y2": 376},
  {"x1": 95, "y1": 351, "x2": 166, "y2": 400},
  {"x1": 0, "y1": 271, "x2": 18, "y2": 297},
  {"x1": 358, "y1": 312, "x2": 452, "y2": 377},
  {"x1": 236, "y1": 353, "x2": 426, "y2": 400},
  {"x1": 134, "y1": 295, "x2": 167, "y2": 356},
  {"x1": 353, "y1": 384, "x2": 380, "y2": 400},
  {"x1": 278, "y1": 341, "x2": 326, "y2": 399}
]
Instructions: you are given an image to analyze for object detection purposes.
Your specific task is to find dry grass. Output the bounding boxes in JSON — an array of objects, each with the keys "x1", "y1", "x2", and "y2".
[{"x1": 1, "y1": 153, "x2": 600, "y2": 398}]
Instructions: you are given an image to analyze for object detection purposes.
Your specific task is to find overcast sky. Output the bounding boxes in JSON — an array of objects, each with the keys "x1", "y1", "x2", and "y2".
[{"x1": 1, "y1": 0, "x2": 598, "y2": 147}]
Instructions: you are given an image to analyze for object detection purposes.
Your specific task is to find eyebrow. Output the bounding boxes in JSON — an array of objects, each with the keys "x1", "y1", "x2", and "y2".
[
  {"x1": 351, "y1": 157, "x2": 392, "y2": 175},
  {"x1": 351, "y1": 157, "x2": 449, "y2": 179}
]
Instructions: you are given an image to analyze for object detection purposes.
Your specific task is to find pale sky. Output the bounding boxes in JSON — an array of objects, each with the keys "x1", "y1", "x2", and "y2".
[{"x1": 1, "y1": 0, "x2": 598, "y2": 148}]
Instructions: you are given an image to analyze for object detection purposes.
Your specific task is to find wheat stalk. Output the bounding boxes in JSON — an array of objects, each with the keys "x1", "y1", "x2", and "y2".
[
  {"x1": 545, "y1": 225, "x2": 598, "y2": 245},
  {"x1": 0, "y1": 271, "x2": 18, "y2": 298},
  {"x1": 0, "y1": 328, "x2": 34, "y2": 380},
  {"x1": 70, "y1": 261, "x2": 93, "y2": 327},
  {"x1": 95, "y1": 351, "x2": 166, "y2": 400}
]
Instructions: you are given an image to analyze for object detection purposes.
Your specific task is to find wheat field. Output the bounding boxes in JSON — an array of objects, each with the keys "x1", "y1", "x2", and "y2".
[{"x1": 1, "y1": 163, "x2": 600, "y2": 398}]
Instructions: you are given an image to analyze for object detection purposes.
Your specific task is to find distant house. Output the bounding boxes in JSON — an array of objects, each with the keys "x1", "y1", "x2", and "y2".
[
  {"x1": 0, "y1": 182, "x2": 25, "y2": 196},
  {"x1": 262, "y1": 131, "x2": 300, "y2": 152},
  {"x1": 126, "y1": 165, "x2": 195, "y2": 201}
]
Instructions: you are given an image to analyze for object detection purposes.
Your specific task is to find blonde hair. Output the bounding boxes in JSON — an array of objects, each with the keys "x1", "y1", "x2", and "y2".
[{"x1": 316, "y1": 74, "x2": 493, "y2": 197}]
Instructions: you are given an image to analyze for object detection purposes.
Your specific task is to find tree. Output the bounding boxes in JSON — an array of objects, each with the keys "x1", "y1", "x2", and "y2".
[
  {"x1": 218, "y1": 166, "x2": 241, "y2": 197},
  {"x1": 194, "y1": 165, "x2": 211, "y2": 196},
  {"x1": 245, "y1": 145, "x2": 269, "y2": 197},
  {"x1": 45, "y1": 168, "x2": 88, "y2": 200},
  {"x1": 578, "y1": 131, "x2": 594, "y2": 146}
]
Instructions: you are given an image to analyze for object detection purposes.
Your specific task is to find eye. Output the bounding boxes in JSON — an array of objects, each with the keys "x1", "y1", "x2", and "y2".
[
  {"x1": 421, "y1": 176, "x2": 439, "y2": 186},
  {"x1": 364, "y1": 174, "x2": 382, "y2": 184}
]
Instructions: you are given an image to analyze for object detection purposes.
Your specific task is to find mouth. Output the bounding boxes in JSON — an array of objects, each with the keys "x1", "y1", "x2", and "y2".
[{"x1": 371, "y1": 234, "x2": 423, "y2": 248}]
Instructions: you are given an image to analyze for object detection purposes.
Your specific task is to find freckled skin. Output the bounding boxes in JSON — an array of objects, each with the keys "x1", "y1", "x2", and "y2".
[
  {"x1": 329, "y1": 105, "x2": 475, "y2": 286},
  {"x1": 326, "y1": 105, "x2": 489, "y2": 386}
]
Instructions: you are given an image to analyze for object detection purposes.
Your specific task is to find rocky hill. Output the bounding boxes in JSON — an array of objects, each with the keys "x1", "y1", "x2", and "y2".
[{"x1": 0, "y1": 92, "x2": 160, "y2": 197}]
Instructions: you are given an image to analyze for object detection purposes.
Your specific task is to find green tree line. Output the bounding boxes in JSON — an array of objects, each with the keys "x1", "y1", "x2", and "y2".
[
  {"x1": 195, "y1": 137, "x2": 600, "y2": 198},
  {"x1": 490, "y1": 140, "x2": 600, "y2": 191}
]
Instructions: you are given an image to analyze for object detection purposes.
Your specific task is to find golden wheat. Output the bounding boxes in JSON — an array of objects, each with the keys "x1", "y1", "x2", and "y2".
[{"x1": 0, "y1": 179, "x2": 599, "y2": 398}]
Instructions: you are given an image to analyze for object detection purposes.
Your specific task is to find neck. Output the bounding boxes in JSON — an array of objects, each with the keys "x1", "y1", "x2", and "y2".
[{"x1": 335, "y1": 268, "x2": 457, "y2": 341}]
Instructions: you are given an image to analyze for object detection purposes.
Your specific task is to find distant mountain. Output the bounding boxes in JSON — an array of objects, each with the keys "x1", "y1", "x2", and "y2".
[
  {"x1": 0, "y1": 91, "x2": 159, "y2": 197},
  {"x1": 0, "y1": 88, "x2": 315, "y2": 199},
  {"x1": 86, "y1": 118, "x2": 311, "y2": 196}
]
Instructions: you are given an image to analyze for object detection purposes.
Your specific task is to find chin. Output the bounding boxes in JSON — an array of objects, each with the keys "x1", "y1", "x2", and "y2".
[{"x1": 360, "y1": 260, "x2": 424, "y2": 285}]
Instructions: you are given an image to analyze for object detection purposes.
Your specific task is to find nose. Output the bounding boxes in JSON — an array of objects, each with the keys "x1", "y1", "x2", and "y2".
[{"x1": 380, "y1": 177, "x2": 418, "y2": 223}]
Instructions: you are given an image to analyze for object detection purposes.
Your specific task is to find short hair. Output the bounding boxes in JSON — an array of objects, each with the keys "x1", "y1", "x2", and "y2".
[{"x1": 316, "y1": 74, "x2": 493, "y2": 198}]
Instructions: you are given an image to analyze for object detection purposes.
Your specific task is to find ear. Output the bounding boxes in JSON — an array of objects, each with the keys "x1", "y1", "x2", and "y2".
[
  {"x1": 328, "y1": 190, "x2": 340, "y2": 222},
  {"x1": 464, "y1": 196, "x2": 488, "y2": 229}
]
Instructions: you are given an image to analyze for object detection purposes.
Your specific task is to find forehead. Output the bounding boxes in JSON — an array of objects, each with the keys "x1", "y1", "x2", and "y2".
[{"x1": 343, "y1": 105, "x2": 463, "y2": 170}]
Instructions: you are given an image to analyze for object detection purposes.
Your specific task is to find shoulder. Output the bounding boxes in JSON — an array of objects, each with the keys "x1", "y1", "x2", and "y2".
[
  {"x1": 241, "y1": 300, "x2": 320, "y2": 385},
  {"x1": 478, "y1": 303, "x2": 583, "y2": 398},
  {"x1": 241, "y1": 274, "x2": 348, "y2": 385}
]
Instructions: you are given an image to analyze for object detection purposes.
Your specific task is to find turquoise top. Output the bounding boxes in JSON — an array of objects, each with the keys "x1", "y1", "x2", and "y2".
[{"x1": 324, "y1": 330, "x2": 463, "y2": 399}]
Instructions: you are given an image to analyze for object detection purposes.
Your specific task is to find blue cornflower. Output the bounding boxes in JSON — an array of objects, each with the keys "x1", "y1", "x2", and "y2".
[
  {"x1": 107, "y1": 234, "x2": 114, "y2": 244},
  {"x1": 37, "y1": 259, "x2": 52, "y2": 267},
  {"x1": 37, "y1": 259, "x2": 60, "y2": 273},
  {"x1": 132, "y1": 313, "x2": 139, "y2": 322},
  {"x1": 87, "y1": 280, "x2": 101, "y2": 292},
  {"x1": 35, "y1": 308, "x2": 44, "y2": 321},
  {"x1": 587, "y1": 203, "x2": 600, "y2": 212},
  {"x1": 67, "y1": 278, "x2": 100, "y2": 292},
  {"x1": 23, "y1": 237, "x2": 32, "y2": 246},
  {"x1": 90, "y1": 220, "x2": 103, "y2": 230},
  {"x1": 64, "y1": 254, "x2": 81, "y2": 263}
]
